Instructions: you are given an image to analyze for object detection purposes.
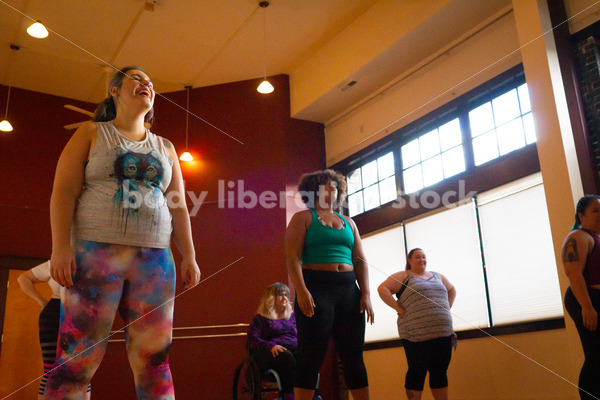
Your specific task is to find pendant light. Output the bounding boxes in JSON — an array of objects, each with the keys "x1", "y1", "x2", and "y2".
[
  {"x1": 27, "y1": 21, "x2": 49, "y2": 38},
  {"x1": 1, "y1": 44, "x2": 19, "y2": 132},
  {"x1": 257, "y1": 1, "x2": 274, "y2": 94},
  {"x1": 179, "y1": 86, "x2": 193, "y2": 162},
  {"x1": 0, "y1": 86, "x2": 13, "y2": 132}
]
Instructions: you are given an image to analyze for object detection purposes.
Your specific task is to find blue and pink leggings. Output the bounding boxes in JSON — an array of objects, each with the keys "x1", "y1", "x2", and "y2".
[{"x1": 45, "y1": 240, "x2": 176, "y2": 400}]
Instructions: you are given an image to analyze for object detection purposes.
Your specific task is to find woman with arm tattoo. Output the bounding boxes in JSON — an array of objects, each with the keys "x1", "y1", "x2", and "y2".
[{"x1": 562, "y1": 195, "x2": 600, "y2": 400}]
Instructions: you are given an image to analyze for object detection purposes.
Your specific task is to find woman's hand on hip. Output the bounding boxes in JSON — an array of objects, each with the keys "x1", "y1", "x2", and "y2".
[
  {"x1": 50, "y1": 247, "x2": 76, "y2": 288},
  {"x1": 180, "y1": 258, "x2": 201, "y2": 289},
  {"x1": 297, "y1": 288, "x2": 315, "y2": 317},
  {"x1": 397, "y1": 306, "x2": 406, "y2": 319},
  {"x1": 582, "y1": 305, "x2": 598, "y2": 331}
]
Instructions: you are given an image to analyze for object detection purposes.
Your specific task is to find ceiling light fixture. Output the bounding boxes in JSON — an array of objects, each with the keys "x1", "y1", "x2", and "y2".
[
  {"x1": 257, "y1": 1, "x2": 274, "y2": 94},
  {"x1": 0, "y1": 85, "x2": 13, "y2": 132},
  {"x1": 27, "y1": 21, "x2": 49, "y2": 39},
  {"x1": 179, "y1": 85, "x2": 194, "y2": 162},
  {"x1": 1, "y1": 44, "x2": 20, "y2": 132}
]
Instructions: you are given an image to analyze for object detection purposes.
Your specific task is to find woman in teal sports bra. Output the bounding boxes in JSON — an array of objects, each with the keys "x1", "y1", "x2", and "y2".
[{"x1": 285, "y1": 169, "x2": 374, "y2": 400}]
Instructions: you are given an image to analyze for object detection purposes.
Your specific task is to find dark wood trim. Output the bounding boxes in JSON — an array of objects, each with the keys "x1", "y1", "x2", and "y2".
[
  {"x1": 548, "y1": 0, "x2": 600, "y2": 194},
  {"x1": 0, "y1": 256, "x2": 46, "y2": 360},
  {"x1": 365, "y1": 317, "x2": 566, "y2": 351},
  {"x1": 353, "y1": 145, "x2": 540, "y2": 236},
  {"x1": 572, "y1": 16, "x2": 600, "y2": 41},
  {"x1": 332, "y1": 64, "x2": 541, "y2": 235},
  {"x1": 330, "y1": 65, "x2": 527, "y2": 175}
]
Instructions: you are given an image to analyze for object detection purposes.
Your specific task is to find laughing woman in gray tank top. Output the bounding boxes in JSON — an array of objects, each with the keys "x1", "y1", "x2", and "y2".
[
  {"x1": 378, "y1": 248, "x2": 456, "y2": 400},
  {"x1": 45, "y1": 67, "x2": 201, "y2": 400}
]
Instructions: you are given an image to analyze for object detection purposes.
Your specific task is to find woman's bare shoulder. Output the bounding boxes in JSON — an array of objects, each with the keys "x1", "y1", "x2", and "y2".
[
  {"x1": 76, "y1": 120, "x2": 97, "y2": 137},
  {"x1": 293, "y1": 209, "x2": 312, "y2": 220},
  {"x1": 565, "y1": 229, "x2": 595, "y2": 245}
]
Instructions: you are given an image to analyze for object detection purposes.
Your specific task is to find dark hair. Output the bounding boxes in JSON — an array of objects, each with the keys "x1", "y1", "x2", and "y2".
[
  {"x1": 573, "y1": 195, "x2": 600, "y2": 230},
  {"x1": 297, "y1": 169, "x2": 347, "y2": 209},
  {"x1": 92, "y1": 66, "x2": 154, "y2": 125},
  {"x1": 405, "y1": 248, "x2": 423, "y2": 271}
]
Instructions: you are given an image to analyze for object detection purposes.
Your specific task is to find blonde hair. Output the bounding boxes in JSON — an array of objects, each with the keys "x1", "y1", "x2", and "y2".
[{"x1": 257, "y1": 282, "x2": 293, "y2": 320}]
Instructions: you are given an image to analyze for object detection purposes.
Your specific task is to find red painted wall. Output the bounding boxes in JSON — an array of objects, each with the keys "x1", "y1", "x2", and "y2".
[
  {"x1": 0, "y1": 85, "x2": 94, "y2": 257},
  {"x1": 0, "y1": 75, "x2": 326, "y2": 399}
]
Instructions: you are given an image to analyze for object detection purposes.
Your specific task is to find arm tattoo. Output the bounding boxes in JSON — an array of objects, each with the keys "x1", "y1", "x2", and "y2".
[
  {"x1": 406, "y1": 389, "x2": 415, "y2": 399},
  {"x1": 163, "y1": 139, "x2": 173, "y2": 149},
  {"x1": 564, "y1": 238, "x2": 579, "y2": 262}
]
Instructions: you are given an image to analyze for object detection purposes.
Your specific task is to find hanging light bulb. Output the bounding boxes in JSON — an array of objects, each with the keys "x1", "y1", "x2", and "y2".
[
  {"x1": 257, "y1": 80, "x2": 274, "y2": 94},
  {"x1": 1, "y1": 80, "x2": 13, "y2": 132},
  {"x1": 1, "y1": 86, "x2": 13, "y2": 131},
  {"x1": 0, "y1": 120, "x2": 13, "y2": 132},
  {"x1": 257, "y1": 1, "x2": 274, "y2": 94},
  {"x1": 179, "y1": 86, "x2": 194, "y2": 162},
  {"x1": 27, "y1": 21, "x2": 49, "y2": 38},
  {"x1": 180, "y1": 151, "x2": 193, "y2": 162},
  {"x1": 1, "y1": 45, "x2": 19, "y2": 132}
]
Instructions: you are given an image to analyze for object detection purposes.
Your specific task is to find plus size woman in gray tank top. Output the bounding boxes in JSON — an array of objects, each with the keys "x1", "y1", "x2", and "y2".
[
  {"x1": 378, "y1": 248, "x2": 456, "y2": 400},
  {"x1": 45, "y1": 67, "x2": 201, "y2": 400}
]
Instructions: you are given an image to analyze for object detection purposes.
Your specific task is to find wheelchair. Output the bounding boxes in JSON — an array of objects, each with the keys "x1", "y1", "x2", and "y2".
[{"x1": 232, "y1": 355, "x2": 322, "y2": 400}]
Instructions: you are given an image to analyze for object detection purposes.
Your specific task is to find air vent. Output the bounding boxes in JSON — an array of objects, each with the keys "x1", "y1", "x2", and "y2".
[{"x1": 337, "y1": 80, "x2": 357, "y2": 92}]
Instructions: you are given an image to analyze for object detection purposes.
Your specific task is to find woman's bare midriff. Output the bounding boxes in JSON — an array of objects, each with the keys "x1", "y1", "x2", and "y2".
[
  {"x1": 590, "y1": 284, "x2": 600, "y2": 290},
  {"x1": 302, "y1": 263, "x2": 353, "y2": 272}
]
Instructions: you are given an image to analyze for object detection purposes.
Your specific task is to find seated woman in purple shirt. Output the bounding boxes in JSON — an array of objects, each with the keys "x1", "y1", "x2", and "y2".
[{"x1": 247, "y1": 282, "x2": 297, "y2": 400}]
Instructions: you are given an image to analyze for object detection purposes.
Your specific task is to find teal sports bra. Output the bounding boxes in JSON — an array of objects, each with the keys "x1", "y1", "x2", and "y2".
[{"x1": 302, "y1": 209, "x2": 354, "y2": 265}]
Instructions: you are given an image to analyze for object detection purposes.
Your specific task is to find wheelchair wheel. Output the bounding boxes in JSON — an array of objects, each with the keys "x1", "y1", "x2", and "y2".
[{"x1": 233, "y1": 357, "x2": 261, "y2": 400}]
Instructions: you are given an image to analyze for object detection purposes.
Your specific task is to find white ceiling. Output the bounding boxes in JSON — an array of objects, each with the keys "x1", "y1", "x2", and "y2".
[
  {"x1": 1, "y1": 0, "x2": 598, "y2": 124},
  {"x1": 0, "y1": 0, "x2": 375, "y2": 106}
]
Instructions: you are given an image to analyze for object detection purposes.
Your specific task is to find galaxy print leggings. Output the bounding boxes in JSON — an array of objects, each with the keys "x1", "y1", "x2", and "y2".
[
  {"x1": 38, "y1": 299, "x2": 91, "y2": 396},
  {"x1": 45, "y1": 240, "x2": 176, "y2": 400}
]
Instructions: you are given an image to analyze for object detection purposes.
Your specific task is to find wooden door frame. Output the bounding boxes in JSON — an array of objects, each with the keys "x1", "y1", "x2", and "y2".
[{"x1": 0, "y1": 255, "x2": 46, "y2": 359}]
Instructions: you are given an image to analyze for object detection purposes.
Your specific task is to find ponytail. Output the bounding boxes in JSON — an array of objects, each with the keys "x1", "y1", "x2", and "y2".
[
  {"x1": 572, "y1": 195, "x2": 600, "y2": 231},
  {"x1": 92, "y1": 97, "x2": 117, "y2": 122}
]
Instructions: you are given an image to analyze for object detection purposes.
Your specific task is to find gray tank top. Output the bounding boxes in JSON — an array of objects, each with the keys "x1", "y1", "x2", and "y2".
[
  {"x1": 397, "y1": 271, "x2": 454, "y2": 342},
  {"x1": 73, "y1": 121, "x2": 173, "y2": 248}
]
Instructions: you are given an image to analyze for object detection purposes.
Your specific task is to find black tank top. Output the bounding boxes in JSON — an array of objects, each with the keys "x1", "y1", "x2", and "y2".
[{"x1": 582, "y1": 229, "x2": 600, "y2": 286}]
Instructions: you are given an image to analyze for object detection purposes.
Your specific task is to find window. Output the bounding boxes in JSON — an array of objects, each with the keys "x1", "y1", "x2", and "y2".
[
  {"x1": 477, "y1": 175, "x2": 562, "y2": 324},
  {"x1": 362, "y1": 225, "x2": 406, "y2": 342},
  {"x1": 404, "y1": 203, "x2": 489, "y2": 331},
  {"x1": 401, "y1": 118, "x2": 466, "y2": 194},
  {"x1": 335, "y1": 65, "x2": 559, "y2": 343},
  {"x1": 340, "y1": 66, "x2": 536, "y2": 218},
  {"x1": 470, "y1": 83, "x2": 535, "y2": 166},
  {"x1": 347, "y1": 152, "x2": 397, "y2": 217},
  {"x1": 361, "y1": 173, "x2": 563, "y2": 343}
]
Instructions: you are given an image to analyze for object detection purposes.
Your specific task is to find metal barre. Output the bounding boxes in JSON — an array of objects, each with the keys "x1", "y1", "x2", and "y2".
[
  {"x1": 110, "y1": 323, "x2": 249, "y2": 334},
  {"x1": 108, "y1": 332, "x2": 247, "y2": 342}
]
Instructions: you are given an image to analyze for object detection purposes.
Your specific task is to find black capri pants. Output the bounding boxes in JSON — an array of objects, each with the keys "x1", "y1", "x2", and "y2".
[
  {"x1": 402, "y1": 335, "x2": 453, "y2": 391},
  {"x1": 250, "y1": 349, "x2": 297, "y2": 394},
  {"x1": 294, "y1": 269, "x2": 368, "y2": 390},
  {"x1": 565, "y1": 287, "x2": 600, "y2": 400}
]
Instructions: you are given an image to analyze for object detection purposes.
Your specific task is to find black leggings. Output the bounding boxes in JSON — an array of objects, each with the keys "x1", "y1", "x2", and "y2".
[
  {"x1": 565, "y1": 287, "x2": 600, "y2": 400},
  {"x1": 250, "y1": 349, "x2": 296, "y2": 394},
  {"x1": 402, "y1": 336, "x2": 453, "y2": 391},
  {"x1": 294, "y1": 269, "x2": 368, "y2": 390}
]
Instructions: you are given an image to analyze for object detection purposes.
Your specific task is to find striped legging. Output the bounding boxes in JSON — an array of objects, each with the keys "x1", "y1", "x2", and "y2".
[{"x1": 39, "y1": 298, "x2": 91, "y2": 396}]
